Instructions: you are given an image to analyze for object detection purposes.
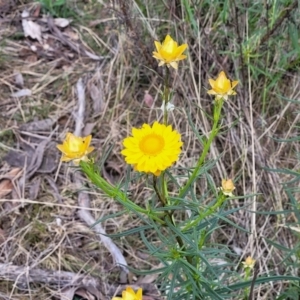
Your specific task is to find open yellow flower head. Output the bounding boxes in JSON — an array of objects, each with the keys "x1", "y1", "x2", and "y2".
[
  {"x1": 221, "y1": 179, "x2": 235, "y2": 196},
  {"x1": 153, "y1": 34, "x2": 187, "y2": 70},
  {"x1": 208, "y1": 71, "x2": 238, "y2": 100},
  {"x1": 56, "y1": 132, "x2": 94, "y2": 165},
  {"x1": 242, "y1": 256, "x2": 256, "y2": 270},
  {"x1": 112, "y1": 286, "x2": 142, "y2": 300},
  {"x1": 121, "y1": 121, "x2": 182, "y2": 176}
]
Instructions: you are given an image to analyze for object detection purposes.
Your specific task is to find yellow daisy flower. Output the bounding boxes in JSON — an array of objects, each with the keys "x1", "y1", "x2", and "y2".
[
  {"x1": 242, "y1": 256, "x2": 256, "y2": 270},
  {"x1": 112, "y1": 286, "x2": 142, "y2": 300},
  {"x1": 56, "y1": 132, "x2": 94, "y2": 165},
  {"x1": 207, "y1": 71, "x2": 238, "y2": 100},
  {"x1": 221, "y1": 179, "x2": 235, "y2": 196},
  {"x1": 121, "y1": 122, "x2": 182, "y2": 176},
  {"x1": 153, "y1": 34, "x2": 187, "y2": 69}
]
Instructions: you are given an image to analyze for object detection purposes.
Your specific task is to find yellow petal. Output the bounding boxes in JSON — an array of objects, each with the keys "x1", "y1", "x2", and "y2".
[
  {"x1": 169, "y1": 61, "x2": 178, "y2": 69},
  {"x1": 163, "y1": 34, "x2": 173, "y2": 44},
  {"x1": 208, "y1": 78, "x2": 216, "y2": 89},
  {"x1": 231, "y1": 80, "x2": 239, "y2": 89},
  {"x1": 65, "y1": 132, "x2": 73, "y2": 140},
  {"x1": 218, "y1": 71, "x2": 226, "y2": 79},
  {"x1": 86, "y1": 146, "x2": 95, "y2": 154},
  {"x1": 152, "y1": 52, "x2": 163, "y2": 60},
  {"x1": 56, "y1": 144, "x2": 67, "y2": 154},
  {"x1": 176, "y1": 54, "x2": 187, "y2": 61},
  {"x1": 207, "y1": 89, "x2": 217, "y2": 95},
  {"x1": 84, "y1": 134, "x2": 92, "y2": 145},
  {"x1": 60, "y1": 155, "x2": 73, "y2": 162},
  {"x1": 135, "y1": 288, "x2": 143, "y2": 299},
  {"x1": 174, "y1": 44, "x2": 188, "y2": 56},
  {"x1": 154, "y1": 41, "x2": 162, "y2": 52}
]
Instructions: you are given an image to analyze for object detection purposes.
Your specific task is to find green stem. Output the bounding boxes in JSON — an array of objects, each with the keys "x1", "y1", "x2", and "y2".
[
  {"x1": 153, "y1": 175, "x2": 166, "y2": 206},
  {"x1": 80, "y1": 161, "x2": 165, "y2": 224},
  {"x1": 161, "y1": 68, "x2": 170, "y2": 208},
  {"x1": 153, "y1": 176, "x2": 193, "y2": 265},
  {"x1": 199, "y1": 193, "x2": 226, "y2": 220},
  {"x1": 154, "y1": 67, "x2": 193, "y2": 265},
  {"x1": 179, "y1": 99, "x2": 224, "y2": 198},
  {"x1": 182, "y1": 193, "x2": 226, "y2": 232},
  {"x1": 244, "y1": 269, "x2": 251, "y2": 299}
]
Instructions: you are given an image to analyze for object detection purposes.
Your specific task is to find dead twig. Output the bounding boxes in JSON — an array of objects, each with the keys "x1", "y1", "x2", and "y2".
[
  {"x1": 0, "y1": 263, "x2": 103, "y2": 289},
  {"x1": 0, "y1": 263, "x2": 159, "y2": 299},
  {"x1": 73, "y1": 78, "x2": 129, "y2": 274},
  {"x1": 47, "y1": 17, "x2": 106, "y2": 61}
]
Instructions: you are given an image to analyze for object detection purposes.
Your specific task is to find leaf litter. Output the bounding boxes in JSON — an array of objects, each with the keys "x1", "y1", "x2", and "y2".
[{"x1": 0, "y1": 2, "x2": 139, "y2": 296}]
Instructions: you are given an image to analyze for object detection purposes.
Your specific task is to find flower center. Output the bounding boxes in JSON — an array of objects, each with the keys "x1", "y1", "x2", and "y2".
[{"x1": 139, "y1": 134, "x2": 165, "y2": 155}]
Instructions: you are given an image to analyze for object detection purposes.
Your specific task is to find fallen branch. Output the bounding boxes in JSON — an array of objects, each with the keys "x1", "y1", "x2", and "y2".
[
  {"x1": 0, "y1": 263, "x2": 159, "y2": 298},
  {"x1": 73, "y1": 78, "x2": 128, "y2": 274},
  {"x1": 0, "y1": 263, "x2": 102, "y2": 289}
]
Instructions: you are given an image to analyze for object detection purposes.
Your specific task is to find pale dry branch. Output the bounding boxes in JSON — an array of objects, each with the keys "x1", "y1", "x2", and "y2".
[
  {"x1": 74, "y1": 77, "x2": 129, "y2": 273},
  {"x1": 0, "y1": 263, "x2": 103, "y2": 289},
  {"x1": 0, "y1": 263, "x2": 159, "y2": 299}
]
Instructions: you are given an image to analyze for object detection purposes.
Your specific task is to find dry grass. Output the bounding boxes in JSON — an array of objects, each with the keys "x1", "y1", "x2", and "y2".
[{"x1": 1, "y1": 0, "x2": 300, "y2": 299}]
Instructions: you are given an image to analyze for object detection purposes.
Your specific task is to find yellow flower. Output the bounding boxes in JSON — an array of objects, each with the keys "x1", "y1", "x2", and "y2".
[
  {"x1": 112, "y1": 286, "x2": 142, "y2": 300},
  {"x1": 56, "y1": 132, "x2": 94, "y2": 165},
  {"x1": 121, "y1": 122, "x2": 182, "y2": 176},
  {"x1": 207, "y1": 71, "x2": 238, "y2": 100},
  {"x1": 153, "y1": 34, "x2": 187, "y2": 69},
  {"x1": 221, "y1": 179, "x2": 235, "y2": 196},
  {"x1": 242, "y1": 256, "x2": 256, "y2": 270}
]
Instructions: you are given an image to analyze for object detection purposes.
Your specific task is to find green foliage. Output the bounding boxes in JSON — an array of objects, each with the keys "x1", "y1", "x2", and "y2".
[
  {"x1": 38, "y1": 0, "x2": 77, "y2": 18},
  {"x1": 81, "y1": 100, "x2": 258, "y2": 298},
  {"x1": 261, "y1": 124, "x2": 300, "y2": 299}
]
